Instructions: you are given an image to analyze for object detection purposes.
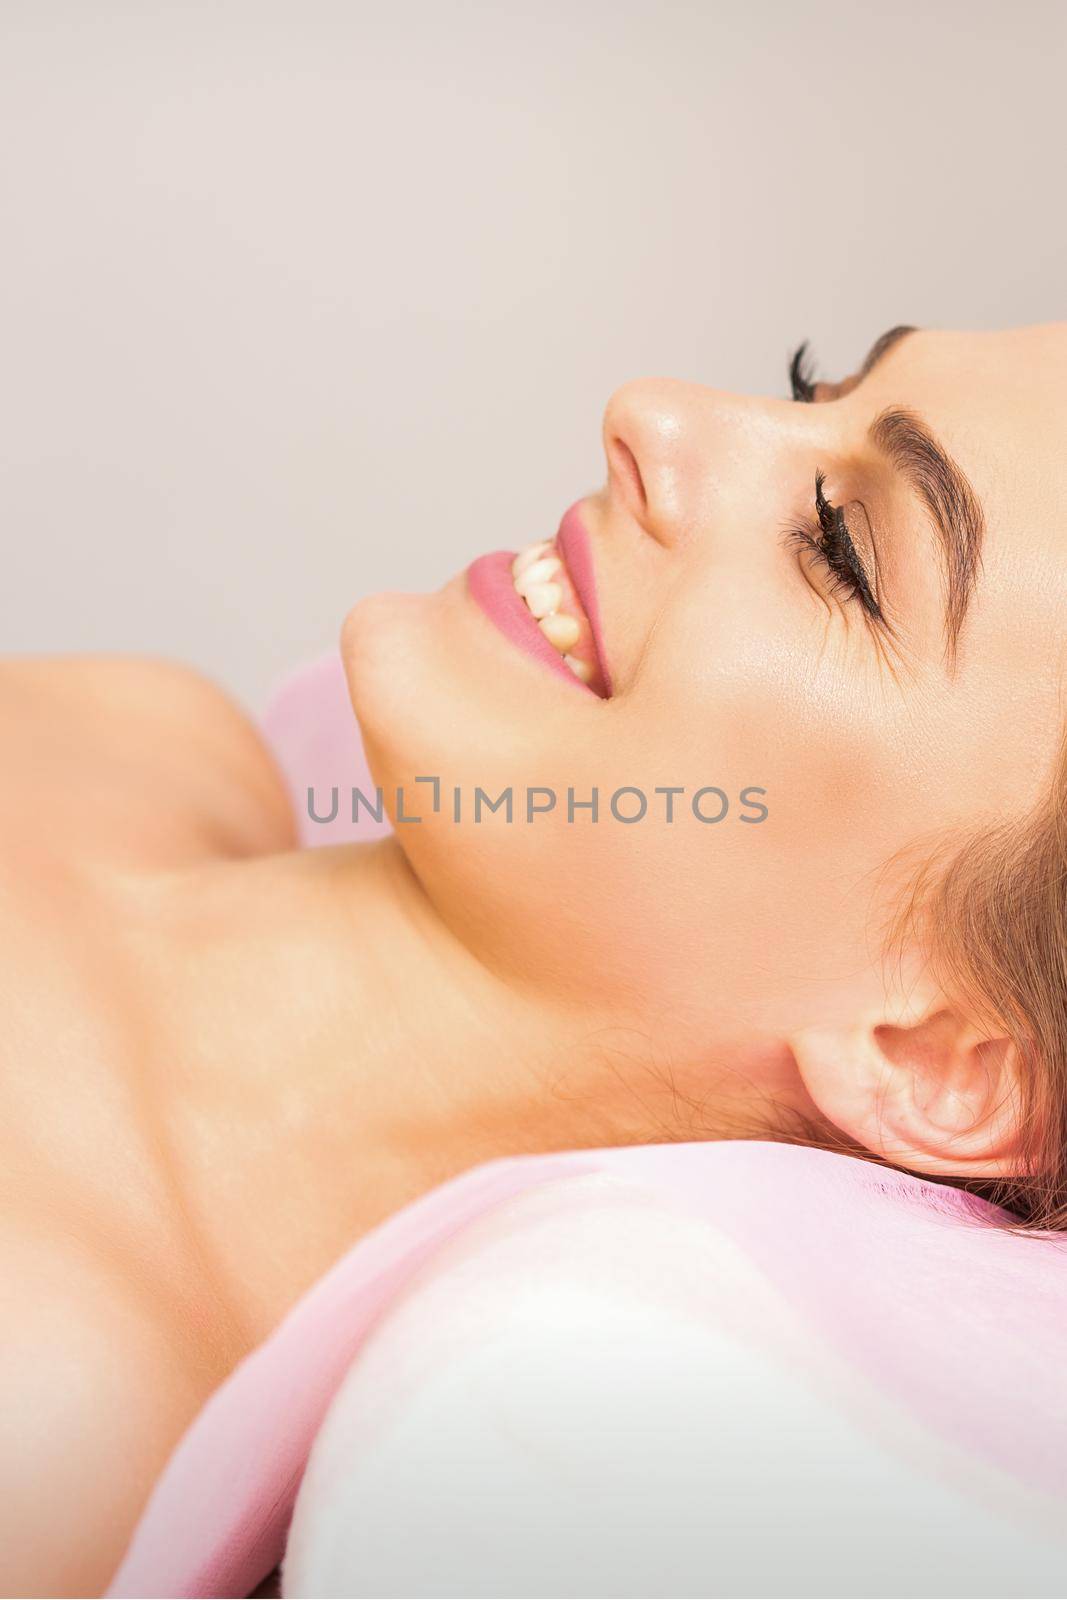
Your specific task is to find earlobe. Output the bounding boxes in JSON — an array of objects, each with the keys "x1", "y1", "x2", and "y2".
[{"x1": 790, "y1": 1002, "x2": 1026, "y2": 1178}]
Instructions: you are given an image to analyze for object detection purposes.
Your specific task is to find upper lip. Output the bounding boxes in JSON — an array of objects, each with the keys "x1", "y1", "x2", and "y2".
[{"x1": 556, "y1": 500, "x2": 613, "y2": 696}]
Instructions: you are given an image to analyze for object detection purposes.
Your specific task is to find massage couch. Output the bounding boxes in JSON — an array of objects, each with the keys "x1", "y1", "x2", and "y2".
[{"x1": 105, "y1": 656, "x2": 1067, "y2": 1599}]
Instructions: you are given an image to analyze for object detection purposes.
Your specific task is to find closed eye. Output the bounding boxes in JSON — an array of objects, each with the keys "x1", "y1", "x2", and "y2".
[{"x1": 784, "y1": 471, "x2": 883, "y2": 620}]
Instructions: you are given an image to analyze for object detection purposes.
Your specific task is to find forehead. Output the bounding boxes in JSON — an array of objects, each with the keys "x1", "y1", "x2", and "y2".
[
  {"x1": 867, "y1": 322, "x2": 1067, "y2": 584},
  {"x1": 868, "y1": 323, "x2": 1067, "y2": 472}
]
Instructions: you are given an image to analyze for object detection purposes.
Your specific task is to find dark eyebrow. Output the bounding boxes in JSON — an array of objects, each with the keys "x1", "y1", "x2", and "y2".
[
  {"x1": 857, "y1": 323, "x2": 918, "y2": 381},
  {"x1": 868, "y1": 405, "x2": 985, "y2": 664},
  {"x1": 802, "y1": 324, "x2": 986, "y2": 660}
]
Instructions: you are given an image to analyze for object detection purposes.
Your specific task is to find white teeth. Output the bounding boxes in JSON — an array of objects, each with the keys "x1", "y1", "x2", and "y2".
[
  {"x1": 523, "y1": 581, "x2": 562, "y2": 618},
  {"x1": 514, "y1": 556, "x2": 561, "y2": 594},
  {"x1": 511, "y1": 541, "x2": 551, "y2": 580},
  {"x1": 510, "y1": 541, "x2": 597, "y2": 688},
  {"x1": 539, "y1": 612, "x2": 580, "y2": 652},
  {"x1": 564, "y1": 654, "x2": 593, "y2": 683}
]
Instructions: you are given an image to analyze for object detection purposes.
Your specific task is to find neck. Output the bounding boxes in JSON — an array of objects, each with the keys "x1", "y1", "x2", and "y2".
[{"x1": 138, "y1": 837, "x2": 805, "y2": 1349}]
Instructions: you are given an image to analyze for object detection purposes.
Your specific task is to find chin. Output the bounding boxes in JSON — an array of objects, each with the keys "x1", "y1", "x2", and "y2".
[
  {"x1": 340, "y1": 590, "x2": 440, "y2": 792},
  {"x1": 340, "y1": 583, "x2": 500, "y2": 807},
  {"x1": 343, "y1": 574, "x2": 570, "y2": 797},
  {"x1": 341, "y1": 589, "x2": 431, "y2": 711}
]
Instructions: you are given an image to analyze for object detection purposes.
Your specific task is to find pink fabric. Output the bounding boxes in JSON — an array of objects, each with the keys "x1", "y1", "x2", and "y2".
[
  {"x1": 261, "y1": 653, "x2": 391, "y2": 848},
  {"x1": 105, "y1": 656, "x2": 1067, "y2": 1599},
  {"x1": 108, "y1": 1144, "x2": 1067, "y2": 1599}
]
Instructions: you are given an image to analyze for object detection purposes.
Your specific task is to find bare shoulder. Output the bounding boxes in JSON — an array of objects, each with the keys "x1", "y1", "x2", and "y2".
[
  {"x1": 0, "y1": 654, "x2": 296, "y2": 861},
  {"x1": 0, "y1": 1211, "x2": 219, "y2": 1598}
]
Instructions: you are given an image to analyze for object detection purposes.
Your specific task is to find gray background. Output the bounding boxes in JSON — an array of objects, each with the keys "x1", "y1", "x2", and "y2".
[{"x1": 1, "y1": 0, "x2": 1064, "y2": 711}]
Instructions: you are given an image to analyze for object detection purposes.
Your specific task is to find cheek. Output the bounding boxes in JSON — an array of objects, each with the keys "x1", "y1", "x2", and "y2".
[
  {"x1": 589, "y1": 602, "x2": 934, "y2": 1025},
  {"x1": 641, "y1": 582, "x2": 944, "y2": 836},
  {"x1": 343, "y1": 581, "x2": 955, "y2": 1039}
]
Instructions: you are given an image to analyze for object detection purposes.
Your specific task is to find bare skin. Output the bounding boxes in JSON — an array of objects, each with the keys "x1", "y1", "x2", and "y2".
[
  {"x1": 0, "y1": 659, "x2": 297, "y2": 1594},
  {"x1": 4, "y1": 324, "x2": 1067, "y2": 1593},
  {"x1": 1, "y1": 659, "x2": 756, "y2": 1595}
]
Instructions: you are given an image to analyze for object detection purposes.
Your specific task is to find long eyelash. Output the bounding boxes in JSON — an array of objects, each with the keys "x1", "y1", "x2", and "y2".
[
  {"x1": 786, "y1": 470, "x2": 883, "y2": 619},
  {"x1": 788, "y1": 341, "x2": 817, "y2": 403}
]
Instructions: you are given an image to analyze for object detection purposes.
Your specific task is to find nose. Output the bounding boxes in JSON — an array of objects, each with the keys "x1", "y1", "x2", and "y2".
[
  {"x1": 602, "y1": 377, "x2": 788, "y2": 550},
  {"x1": 601, "y1": 377, "x2": 711, "y2": 549}
]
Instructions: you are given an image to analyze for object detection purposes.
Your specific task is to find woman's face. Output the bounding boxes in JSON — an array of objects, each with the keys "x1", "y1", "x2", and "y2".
[{"x1": 343, "y1": 324, "x2": 1067, "y2": 1062}]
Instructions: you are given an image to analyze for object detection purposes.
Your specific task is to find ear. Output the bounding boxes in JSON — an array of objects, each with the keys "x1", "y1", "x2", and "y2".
[{"x1": 790, "y1": 998, "x2": 1026, "y2": 1177}]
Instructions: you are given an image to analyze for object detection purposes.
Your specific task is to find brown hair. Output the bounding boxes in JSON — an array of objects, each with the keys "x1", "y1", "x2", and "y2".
[{"x1": 889, "y1": 723, "x2": 1067, "y2": 1230}]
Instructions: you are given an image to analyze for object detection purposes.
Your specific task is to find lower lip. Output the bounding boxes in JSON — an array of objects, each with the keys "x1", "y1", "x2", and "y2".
[
  {"x1": 466, "y1": 549, "x2": 592, "y2": 693},
  {"x1": 466, "y1": 501, "x2": 611, "y2": 698}
]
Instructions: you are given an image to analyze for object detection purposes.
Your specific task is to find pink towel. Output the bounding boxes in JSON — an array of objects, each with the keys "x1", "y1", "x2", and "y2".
[
  {"x1": 108, "y1": 1142, "x2": 1067, "y2": 1598},
  {"x1": 261, "y1": 653, "x2": 391, "y2": 848},
  {"x1": 104, "y1": 656, "x2": 1067, "y2": 1598}
]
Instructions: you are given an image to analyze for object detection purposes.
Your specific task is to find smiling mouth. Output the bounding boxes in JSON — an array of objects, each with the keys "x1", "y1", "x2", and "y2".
[
  {"x1": 467, "y1": 532, "x2": 611, "y2": 699},
  {"x1": 466, "y1": 503, "x2": 612, "y2": 699}
]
